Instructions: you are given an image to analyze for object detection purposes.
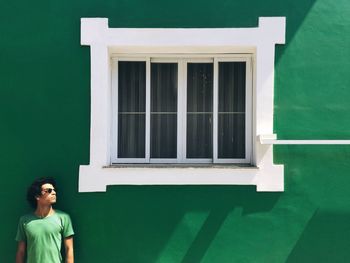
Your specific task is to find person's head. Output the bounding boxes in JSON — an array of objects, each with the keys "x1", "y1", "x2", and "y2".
[{"x1": 26, "y1": 177, "x2": 57, "y2": 209}]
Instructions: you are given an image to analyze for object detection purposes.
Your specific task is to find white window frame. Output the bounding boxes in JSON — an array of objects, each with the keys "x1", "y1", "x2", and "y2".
[
  {"x1": 213, "y1": 57, "x2": 252, "y2": 164},
  {"x1": 111, "y1": 55, "x2": 252, "y2": 164},
  {"x1": 79, "y1": 17, "x2": 286, "y2": 192}
]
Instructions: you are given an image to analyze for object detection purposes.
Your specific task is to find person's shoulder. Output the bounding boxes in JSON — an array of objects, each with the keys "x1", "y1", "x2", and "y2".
[
  {"x1": 54, "y1": 209, "x2": 72, "y2": 219},
  {"x1": 18, "y1": 213, "x2": 36, "y2": 223},
  {"x1": 54, "y1": 209, "x2": 73, "y2": 228}
]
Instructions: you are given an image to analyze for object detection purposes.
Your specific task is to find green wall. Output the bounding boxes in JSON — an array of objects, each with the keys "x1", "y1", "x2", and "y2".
[{"x1": 1, "y1": 0, "x2": 350, "y2": 262}]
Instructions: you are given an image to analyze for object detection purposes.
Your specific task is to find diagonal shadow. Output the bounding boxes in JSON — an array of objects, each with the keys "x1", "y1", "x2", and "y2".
[
  {"x1": 80, "y1": 186, "x2": 280, "y2": 263},
  {"x1": 286, "y1": 210, "x2": 350, "y2": 263},
  {"x1": 180, "y1": 207, "x2": 232, "y2": 263}
]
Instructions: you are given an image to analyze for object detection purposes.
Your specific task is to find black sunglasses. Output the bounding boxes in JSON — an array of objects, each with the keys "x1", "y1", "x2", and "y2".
[{"x1": 42, "y1": 188, "x2": 57, "y2": 194}]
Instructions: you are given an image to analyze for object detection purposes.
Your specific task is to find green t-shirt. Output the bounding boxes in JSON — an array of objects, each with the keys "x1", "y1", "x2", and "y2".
[{"x1": 16, "y1": 210, "x2": 74, "y2": 263}]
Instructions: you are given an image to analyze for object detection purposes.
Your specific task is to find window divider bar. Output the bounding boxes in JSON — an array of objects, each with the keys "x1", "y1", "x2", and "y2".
[
  {"x1": 177, "y1": 60, "x2": 185, "y2": 161},
  {"x1": 145, "y1": 57, "x2": 151, "y2": 162},
  {"x1": 187, "y1": 112, "x2": 214, "y2": 114},
  {"x1": 181, "y1": 60, "x2": 188, "y2": 161},
  {"x1": 245, "y1": 58, "x2": 253, "y2": 163},
  {"x1": 113, "y1": 158, "x2": 148, "y2": 163},
  {"x1": 218, "y1": 112, "x2": 245, "y2": 114},
  {"x1": 111, "y1": 59, "x2": 119, "y2": 162},
  {"x1": 119, "y1": 112, "x2": 146, "y2": 114},
  {"x1": 151, "y1": 112, "x2": 177, "y2": 114},
  {"x1": 213, "y1": 58, "x2": 219, "y2": 162}
]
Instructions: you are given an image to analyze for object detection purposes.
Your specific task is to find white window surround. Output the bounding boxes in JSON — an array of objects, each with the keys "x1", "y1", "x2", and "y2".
[{"x1": 79, "y1": 17, "x2": 286, "y2": 192}]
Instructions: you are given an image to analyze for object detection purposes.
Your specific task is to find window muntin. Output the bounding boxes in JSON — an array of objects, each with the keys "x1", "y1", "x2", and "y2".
[{"x1": 112, "y1": 56, "x2": 252, "y2": 164}]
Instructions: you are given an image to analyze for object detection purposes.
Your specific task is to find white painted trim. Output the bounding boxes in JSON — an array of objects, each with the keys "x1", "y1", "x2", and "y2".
[
  {"x1": 110, "y1": 59, "x2": 118, "y2": 163},
  {"x1": 111, "y1": 58, "x2": 148, "y2": 163},
  {"x1": 214, "y1": 57, "x2": 253, "y2": 163},
  {"x1": 145, "y1": 58, "x2": 151, "y2": 162},
  {"x1": 117, "y1": 57, "x2": 149, "y2": 61},
  {"x1": 183, "y1": 59, "x2": 214, "y2": 162},
  {"x1": 80, "y1": 17, "x2": 286, "y2": 192},
  {"x1": 182, "y1": 60, "x2": 188, "y2": 160},
  {"x1": 79, "y1": 166, "x2": 261, "y2": 191},
  {"x1": 259, "y1": 134, "x2": 350, "y2": 145},
  {"x1": 213, "y1": 58, "x2": 219, "y2": 163},
  {"x1": 245, "y1": 58, "x2": 253, "y2": 163},
  {"x1": 150, "y1": 159, "x2": 178, "y2": 163},
  {"x1": 115, "y1": 54, "x2": 253, "y2": 59},
  {"x1": 177, "y1": 61, "x2": 184, "y2": 161},
  {"x1": 113, "y1": 158, "x2": 148, "y2": 163},
  {"x1": 185, "y1": 58, "x2": 213, "y2": 63},
  {"x1": 151, "y1": 58, "x2": 181, "y2": 63}
]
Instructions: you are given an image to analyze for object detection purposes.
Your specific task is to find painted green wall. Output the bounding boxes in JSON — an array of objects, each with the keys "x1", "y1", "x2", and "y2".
[{"x1": 1, "y1": 0, "x2": 350, "y2": 262}]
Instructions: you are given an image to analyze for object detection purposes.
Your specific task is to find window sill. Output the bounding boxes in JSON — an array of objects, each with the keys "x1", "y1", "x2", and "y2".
[
  {"x1": 105, "y1": 163, "x2": 256, "y2": 169},
  {"x1": 79, "y1": 162, "x2": 283, "y2": 192}
]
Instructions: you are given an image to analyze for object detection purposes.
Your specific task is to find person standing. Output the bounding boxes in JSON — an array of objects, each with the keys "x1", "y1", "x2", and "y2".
[{"x1": 15, "y1": 177, "x2": 74, "y2": 263}]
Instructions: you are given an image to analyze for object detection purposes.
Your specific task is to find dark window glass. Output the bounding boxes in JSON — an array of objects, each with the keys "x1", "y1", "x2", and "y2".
[
  {"x1": 186, "y1": 63, "x2": 213, "y2": 158},
  {"x1": 116, "y1": 60, "x2": 247, "y2": 161},
  {"x1": 151, "y1": 63, "x2": 178, "y2": 158},
  {"x1": 218, "y1": 62, "x2": 246, "y2": 158},
  {"x1": 151, "y1": 114, "x2": 177, "y2": 158},
  {"x1": 218, "y1": 114, "x2": 245, "y2": 158},
  {"x1": 118, "y1": 61, "x2": 146, "y2": 158},
  {"x1": 187, "y1": 114, "x2": 212, "y2": 158},
  {"x1": 118, "y1": 114, "x2": 145, "y2": 158}
]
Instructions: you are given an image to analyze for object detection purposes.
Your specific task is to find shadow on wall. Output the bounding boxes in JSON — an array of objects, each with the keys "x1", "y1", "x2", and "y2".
[
  {"x1": 75, "y1": 186, "x2": 281, "y2": 263},
  {"x1": 286, "y1": 210, "x2": 350, "y2": 263}
]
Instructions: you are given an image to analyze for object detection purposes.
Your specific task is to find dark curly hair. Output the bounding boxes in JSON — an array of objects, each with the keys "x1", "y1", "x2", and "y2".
[{"x1": 26, "y1": 177, "x2": 57, "y2": 209}]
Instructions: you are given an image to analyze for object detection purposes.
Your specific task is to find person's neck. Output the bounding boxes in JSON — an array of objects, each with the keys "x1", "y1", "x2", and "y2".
[{"x1": 35, "y1": 205, "x2": 54, "y2": 218}]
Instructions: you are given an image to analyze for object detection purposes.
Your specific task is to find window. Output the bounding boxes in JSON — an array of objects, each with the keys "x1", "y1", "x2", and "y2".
[
  {"x1": 80, "y1": 17, "x2": 286, "y2": 192},
  {"x1": 111, "y1": 56, "x2": 252, "y2": 164}
]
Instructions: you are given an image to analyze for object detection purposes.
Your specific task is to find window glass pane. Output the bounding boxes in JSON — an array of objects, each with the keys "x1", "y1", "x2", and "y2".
[
  {"x1": 218, "y1": 62, "x2": 246, "y2": 158},
  {"x1": 218, "y1": 114, "x2": 245, "y2": 158},
  {"x1": 187, "y1": 63, "x2": 213, "y2": 112},
  {"x1": 151, "y1": 63, "x2": 177, "y2": 112},
  {"x1": 187, "y1": 114, "x2": 212, "y2": 158},
  {"x1": 187, "y1": 63, "x2": 213, "y2": 158},
  {"x1": 118, "y1": 61, "x2": 146, "y2": 112},
  {"x1": 219, "y1": 62, "x2": 246, "y2": 112},
  {"x1": 118, "y1": 114, "x2": 145, "y2": 158},
  {"x1": 151, "y1": 63, "x2": 178, "y2": 158},
  {"x1": 118, "y1": 61, "x2": 146, "y2": 158},
  {"x1": 151, "y1": 114, "x2": 177, "y2": 158}
]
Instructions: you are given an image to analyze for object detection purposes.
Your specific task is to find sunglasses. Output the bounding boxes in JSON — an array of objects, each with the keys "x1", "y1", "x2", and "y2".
[{"x1": 42, "y1": 188, "x2": 57, "y2": 194}]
